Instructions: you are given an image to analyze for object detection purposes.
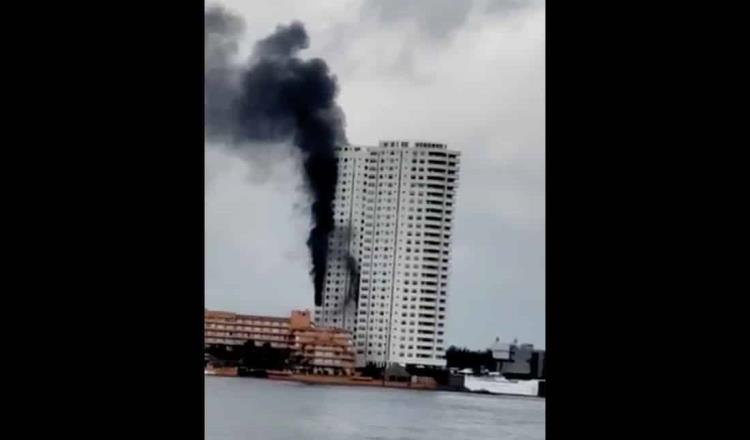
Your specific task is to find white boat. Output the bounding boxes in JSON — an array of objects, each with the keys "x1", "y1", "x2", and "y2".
[{"x1": 463, "y1": 374, "x2": 540, "y2": 397}]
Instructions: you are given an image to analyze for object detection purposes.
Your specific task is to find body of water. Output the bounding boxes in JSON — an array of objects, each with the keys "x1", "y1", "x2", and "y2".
[{"x1": 206, "y1": 376, "x2": 545, "y2": 440}]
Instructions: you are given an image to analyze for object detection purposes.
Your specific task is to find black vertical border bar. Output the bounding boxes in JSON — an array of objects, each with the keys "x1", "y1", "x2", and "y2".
[{"x1": 4, "y1": 1, "x2": 206, "y2": 438}]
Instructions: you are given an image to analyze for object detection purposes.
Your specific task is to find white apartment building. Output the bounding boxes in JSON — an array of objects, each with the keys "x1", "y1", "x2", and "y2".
[{"x1": 315, "y1": 140, "x2": 460, "y2": 368}]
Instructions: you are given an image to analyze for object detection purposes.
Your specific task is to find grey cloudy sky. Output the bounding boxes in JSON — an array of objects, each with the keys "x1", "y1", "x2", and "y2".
[{"x1": 205, "y1": 0, "x2": 546, "y2": 350}]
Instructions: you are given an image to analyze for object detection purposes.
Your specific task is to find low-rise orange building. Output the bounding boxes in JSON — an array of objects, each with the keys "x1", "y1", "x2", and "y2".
[
  {"x1": 205, "y1": 309, "x2": 356, "y2": 375},
  {"x1": 205, "y1": 309, "x2": 291, "y2": 348}
]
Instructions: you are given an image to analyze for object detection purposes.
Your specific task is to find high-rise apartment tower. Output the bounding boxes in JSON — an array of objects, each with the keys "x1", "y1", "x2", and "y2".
[{"x1": 315, "y1": 140, "x2": 460, "y2": 368}]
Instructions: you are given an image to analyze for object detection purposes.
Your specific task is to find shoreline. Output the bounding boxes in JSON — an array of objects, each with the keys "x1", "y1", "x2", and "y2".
[
  {"x1": 205, "y1": 372, "x2": 544, "y2": 399},
  {"x1": 267, "y1": 372, "x2": 437, "y2": 390}
]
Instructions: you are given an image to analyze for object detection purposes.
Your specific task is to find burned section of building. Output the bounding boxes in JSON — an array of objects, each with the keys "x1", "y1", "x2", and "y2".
[{"x1": 204, "y1": 309, "x2": 356, "y2": 376}]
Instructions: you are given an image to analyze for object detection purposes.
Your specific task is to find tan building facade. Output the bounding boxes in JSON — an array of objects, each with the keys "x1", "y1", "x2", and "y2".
[
  {"x1": 205, "y1": 309, "x2": 291, "y2": 348},
  {"x1": 205, "y1": 309, "x2": 356, "y2": 374}
]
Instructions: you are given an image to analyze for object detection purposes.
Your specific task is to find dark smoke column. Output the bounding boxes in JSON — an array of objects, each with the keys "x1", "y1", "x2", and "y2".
[{"x1": 205, "y1": 6, "x2": 347, "y2": 306}]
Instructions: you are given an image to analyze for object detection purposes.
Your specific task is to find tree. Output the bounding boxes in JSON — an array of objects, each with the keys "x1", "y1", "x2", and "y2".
[
  {"x1": 445, "y1": 346, "x2": 495, "y2": 374},
  {"x1": 361, "y1": 362, "x2": 383, "y2": 379},
  {"x1": 205, "y1": 343, "x2": 241, "y2": 366},
  {"x1": 239, "y1": 340, "x2": 290, "y2": 370}
]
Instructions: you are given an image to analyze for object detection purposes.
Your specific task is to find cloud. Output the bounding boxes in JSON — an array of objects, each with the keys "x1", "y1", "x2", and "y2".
[
  {"x1": 360, "y1": 0, "x2": 543, "y2": 40},
  {"x1": 485, "y1": 0, "x2": 543, "y2": 15},
  {"x1": 205, "y1": 143, "x2": 314, "y2": 314},
  {"x1": 360, "y1": 0, "x2": 475, "y2": 40}
]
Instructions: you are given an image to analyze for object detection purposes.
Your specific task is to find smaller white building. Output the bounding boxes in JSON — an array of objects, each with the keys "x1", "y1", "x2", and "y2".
[{"x1": 490, "y1": 337, "x2": 511, "y2": 361}]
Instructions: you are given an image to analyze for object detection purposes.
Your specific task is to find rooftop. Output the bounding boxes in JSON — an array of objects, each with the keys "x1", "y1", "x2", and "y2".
[{"x1": 205, "y1": 309, "x2": 289, "y2": 322}]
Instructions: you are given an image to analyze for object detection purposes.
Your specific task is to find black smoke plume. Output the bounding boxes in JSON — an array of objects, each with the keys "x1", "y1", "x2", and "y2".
[{"x1": 205, "y1": 6, "x2": 347, "y2": 306}]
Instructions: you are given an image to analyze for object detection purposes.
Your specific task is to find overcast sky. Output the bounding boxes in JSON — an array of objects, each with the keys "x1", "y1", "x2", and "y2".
[{"x1": 205, "y1": 0, "x2": 545, "y2": 350}]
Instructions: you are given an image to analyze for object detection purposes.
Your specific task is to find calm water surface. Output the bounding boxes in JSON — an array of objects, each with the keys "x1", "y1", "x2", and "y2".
[{"x1": 206, "y1": 376, "x2": 545, "y2": 440}]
